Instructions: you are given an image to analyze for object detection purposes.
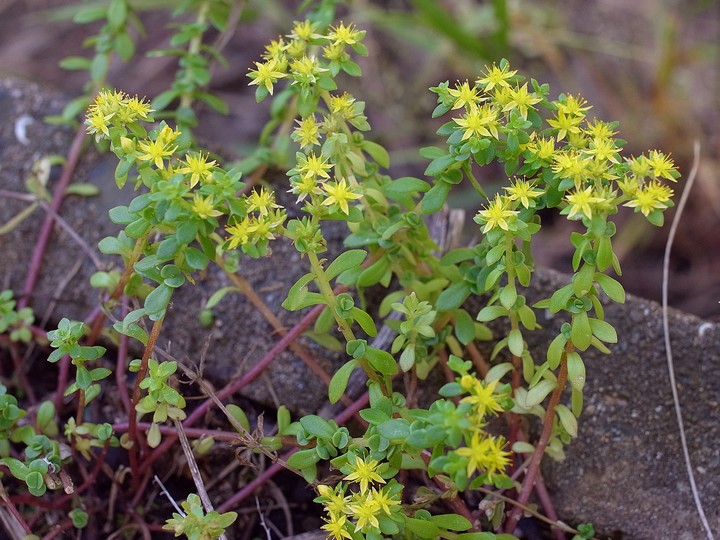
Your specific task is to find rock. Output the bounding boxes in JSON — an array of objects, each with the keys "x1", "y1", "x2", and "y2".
[
  {"x1": 1, "y1": 77, "x2": 718, "y2": 539},
  {"x1": 0, "y1": 76, "x2": 344, "y2": 415},
  {"x1": 0, "y1": 77, "x2": 103, "y2": 323},
  {"x1": 516, "y1": 268, "x2": 720, "y2": 540}
]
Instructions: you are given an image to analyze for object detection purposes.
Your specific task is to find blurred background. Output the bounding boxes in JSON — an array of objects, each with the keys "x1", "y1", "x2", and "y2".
[{"x1": 0, "y1": 0, "x2": 718, "y2": 319}]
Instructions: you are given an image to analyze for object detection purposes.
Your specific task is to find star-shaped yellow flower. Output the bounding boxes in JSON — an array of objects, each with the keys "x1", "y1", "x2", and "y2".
[{"x1": 474, "y1": 195, "x2": 518, "y2": 233}]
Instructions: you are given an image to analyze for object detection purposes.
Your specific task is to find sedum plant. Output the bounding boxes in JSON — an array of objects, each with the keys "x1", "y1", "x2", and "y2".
[
  {"x1": 0, "y1": 2, "x2": 679, "y2": 538},
  {"x1": 163, "y1": 493, "x2": 238, "y2": 540},
  {"x1": 84, "y1": 15, "x2": 676, "y2": 537}
]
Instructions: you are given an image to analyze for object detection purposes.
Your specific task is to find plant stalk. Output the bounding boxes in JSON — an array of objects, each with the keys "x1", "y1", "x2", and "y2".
[
  {"x1": 505, "y1": 355, "x2": 568, "y2": 532},
  {"x1": 128, "y1": 316, "x2": 164, "y2": 489}
]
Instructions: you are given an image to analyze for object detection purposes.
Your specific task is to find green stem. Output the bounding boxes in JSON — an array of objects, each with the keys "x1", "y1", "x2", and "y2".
[
  {"x1": 179, "y1": 1, "x2": 210, "y2": 111},
  {"x1": 463, "y1": 161, "x2": 488, "y2": 200},
  {"x1": 307, "y1": 251, "x2": 382, "y2": 386},
  {"x1": 307, "y1": 251, "x2": 355, "y2": 343}
]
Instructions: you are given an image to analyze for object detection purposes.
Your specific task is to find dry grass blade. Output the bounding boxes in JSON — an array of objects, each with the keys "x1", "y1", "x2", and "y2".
[
  {"x1": 174, "y1": 419, "x2": 228, "y2": 540},
  {"x1": 662, "y1": 141, "x2": 715, "y2": 540}
]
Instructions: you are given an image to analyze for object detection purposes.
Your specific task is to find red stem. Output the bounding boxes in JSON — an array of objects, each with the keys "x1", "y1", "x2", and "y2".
[
  {"x1": 41, "y1": 518, "x2": 76, "y2": 540},
  {"x1": 417, "y1": 450, "x2": 475, "y2": 526},
  {"x1": 128, "y1": 467, "x2": 154, "y2": 515},
  {"x1": 128, "y1": 317, "x2": 164, "y2": 489},
  {"x1": 19, "y1": 127, "x2": 87, "y2": 310},
  {"x1": 533, "y1": 470, "x2": 565, "y2": 540},
  {"x1": 113, "y1": 422, "x2": 245, "y2": 442},
  {"x1": 217, "y1": 391, "x2": 370, "y2": 513},
  {"x1": 53, "y1": 439, "x2": 111, "y2": 506},
  {"x1": 505, "y1": 358, "x2": 568, "y2": 533},
  {"x1": 139, "y1": 303, "x2": 327, "y2": 475},
  {"x1": 116, "y1": 306, "x2": 132, "y2": 417},
  {"x1": 0, "y1": 485, "x2": 32, "y2": 535}
]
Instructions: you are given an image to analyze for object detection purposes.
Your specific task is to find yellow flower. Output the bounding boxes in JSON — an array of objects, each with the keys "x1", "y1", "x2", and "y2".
[
  {"x1": 526, "y1": 136, "x2": 555, "y2": 161},
  {"x1": 503, "y1": 83, "x2": 541, "y2": 119},
  {"x1": 547, "y1": 111, "x2": 583, "y2": 141},
  {"x1": 476, "y1": 62, "x2": 517, "y2": 92},
  {"x1": 448, "y1": 81, "x2": 480, "y2": 110},
  {"x1": 85, "y1": 110, "x2": 114, "y2": 140},
  {"x1": 454, "y1": 104, "x2": 500, "y2": 140},
  {"x1": 190, "y1": 194, "x2": 222, "y2": 220},
  {"x1": 328, "y1": 93, "x2": 356, "y2": 116},
  {"x1": 317, "y1": 484, "x2": 350, "y2": 516},
  {"x1": 262, "y1": 38, "x2": 287, "y2": 61},
  {"x1": 647, "y1": 180, "x2": 673, "y2": 202},
  {"x1": 292, "y1": 116, "x2": 321, "y2": 149},
  {"x1": 225, "y1": 218, "x2": 252, "y2": 249},
  {"x1": 556, "y1": 94, "x2": 591, "y2": 117},
  {"x1": 552, "y1": 150, "x2": 590, "y2": 186},
  {"x1": 455, "y1": 432, "x2": 510, "y2": 481},
  {"x1": 245, "y1": 187, "x2": 280, "y2": 217},
  {"x1": 321, "y1": 513, "x2": 352, "y2": 540},
  {"x1": 344, "y1": 456, "x2": 385, "y2": 493},
  {"x1": 289, "y1": 175, "x2": 323, "y2": 203},
  {"x1": 366, "y1": 487, "x2": 400, "y2": 516},
  {"x1": 91, "y1": 89, "x2": 126, "y2": 116},
  {"x1": 564, "y1": 187, "x2": 604, "y2": 220},
  {"x1": 289, "y1": 20, "x2": 321, "y2": 42},
  {"x1": 646, "y1": 150, "x2": 678, "y2": 181},
  {"x1": 584, "y1": 119, "x2": 616, "y2": 139},
  {"x1": 322, "y1": 179, "x2": 361, "y2": 214},
  {"x1": 628, "y1": 155, "x2": 651, "y2": 178},
  {"x1": 286, "y1": 38, "x2": 308, "y2": 58},
  {"x1": 460, "y1": 378, "x2": 505, "y2": 417},
  {"x1": 137, "y1": 136, "x2": 176, "y2": 169},
  {"x1": 323, "y1": 42, "x2": 347, "y2": 62},
  {"x1": 624, "y1": 181, "x2": 673, "y2": 216},
  {"x1": 504, "y1": 179, "x2": 544, "y2": 209},
  {"x1": 582, "y1": 137, "x2": 619, "y2": 164},
  {"x1": 297, "y1": 153, "x2": 332, "y2": 181},
  {"x1": 247, "y1": 216, "x2": 273, "y2": 241},
  {"x1": 178, "y1": 153, "x2": 217, "y2": 188},
  {"x1": 248, "y1": 59, "x2": 286, "y2": 95},
  {"x1": 290, "y1": 55, "x2": 328, "y2": 86},
  {"x1": 116, "y1": 95, "x2": 153, "y2": 124},
  {"x1": 617, "y1": 175, "x2": 640, "y2": 197},
  {"x1": 491, "y1": 85, "x2": 512, "y2": 108},
  {"x1": 347, "y1": 496, "x2": 380, "y2": 532},
  {"x1": 475, "y1": 195, "x2": 517, "y2": 234},
  {"x1": 328, "y1": 22, "x2": 363, "y2": 45}
]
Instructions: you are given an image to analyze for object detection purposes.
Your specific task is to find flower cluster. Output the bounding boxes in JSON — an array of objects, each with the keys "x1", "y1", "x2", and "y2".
[
  {"x1": 224, "y1": 188, "x2": 286, "y2": 253},
  {"x1": 85, "y1": 90, "x2": 287, "y2": 256},
  {"x1": 315, "y1": 454, "x2": 403, "y2": 539},
  {"x1": 452, "y1": 368, "x2": 512, "y2": 483},
  {"x1": 136, "y1": 124, "x2": 181, "y2": 170},
  {"x1": 85, "y1": 89, "x2": 153, "y2": 141},
  {"x1": 431, "y1": 59, "x2": 678, "y2": 233},
  {"x1": 249, "y1": 20, "x2": 373, "y2": 223},
  {"x1": 248, "y1": 21, "x2": 366, "y2": 99}
]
